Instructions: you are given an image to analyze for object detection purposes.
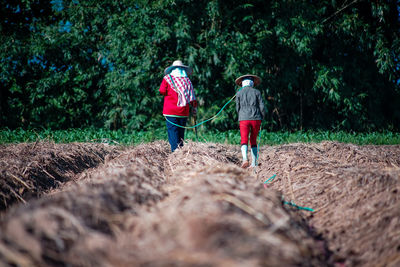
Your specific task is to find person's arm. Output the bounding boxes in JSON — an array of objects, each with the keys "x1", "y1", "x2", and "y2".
[
  {"x1": 236, "y1": 94, "x2": 240, "y2": 114},
  {"x1": 258, "y1": 91, "x2": 266, "y2": 119},
  {"x1": 190, "y1": 100, "x2": 198, "y2": 117},
  {"x1": 187, "y1": 78, "x2": 197, "y2": 112},
  {"x1": 159, "y1": 78, "x2": 168, "y2": 96},
  {"x1": 190, "y1": 100, "x2": 198, "y2": 108}
]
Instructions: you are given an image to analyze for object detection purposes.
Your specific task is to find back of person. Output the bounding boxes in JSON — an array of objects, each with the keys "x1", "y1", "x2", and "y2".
[
  {"x1": 234, "y1": 74, "x2": 265, "y2": 169},
  {"x1": 159, "y1": 60, "x2": 197, "y2": 152},
  {"x1": 236, "y1": 86, "x2": 264, "y2": 121}
]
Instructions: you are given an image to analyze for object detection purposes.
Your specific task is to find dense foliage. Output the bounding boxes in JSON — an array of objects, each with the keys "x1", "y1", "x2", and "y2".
[{"x1": 1, "y1": 0, "x2": 399, "y2": 131}]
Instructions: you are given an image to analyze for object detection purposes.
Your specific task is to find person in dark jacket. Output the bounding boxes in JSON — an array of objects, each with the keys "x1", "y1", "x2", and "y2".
[
  {"x1": 159, "y1": 60, "x2": 197, "y2": 152},
  {"x1": 235, "y1": 74, "x2": 266, "y2": 168}
]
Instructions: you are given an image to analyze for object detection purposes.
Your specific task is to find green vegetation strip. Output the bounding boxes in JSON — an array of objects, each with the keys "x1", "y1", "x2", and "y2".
[{"x1": 1, "y1": 128, "x2": 399, "y2": 146}]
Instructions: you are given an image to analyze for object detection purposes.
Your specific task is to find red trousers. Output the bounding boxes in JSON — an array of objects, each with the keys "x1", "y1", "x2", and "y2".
[{"x1": 239, "y1": 120, "x2": 261, "y2": 147}]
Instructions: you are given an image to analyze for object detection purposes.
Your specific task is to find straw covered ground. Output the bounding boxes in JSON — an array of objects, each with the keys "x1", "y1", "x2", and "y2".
[
  {"x1": 0, "y1": 141, "x2": 399, "y2": 266},
  {"x1": 0, "y1": 142, "x2": 121, "y2": 211}
]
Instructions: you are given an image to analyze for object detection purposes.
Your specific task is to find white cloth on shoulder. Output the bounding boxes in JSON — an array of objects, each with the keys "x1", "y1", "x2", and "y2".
[
  {"x1": 242, "y1": 79, "x2": 254, "y2": 87},
  {"x1": 170, "y1": 67, "x2": 187, "y2": 77}
]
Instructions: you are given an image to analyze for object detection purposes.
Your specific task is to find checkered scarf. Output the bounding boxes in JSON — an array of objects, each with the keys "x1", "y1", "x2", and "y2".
[{"x1": 164, "y1": 74, "x2": 196, "y2": 107}]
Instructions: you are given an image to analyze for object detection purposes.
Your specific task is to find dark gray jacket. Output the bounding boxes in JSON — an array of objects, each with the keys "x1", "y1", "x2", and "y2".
[{"x1": 236, "y1": 86, "x2": 266, "y2": 121}]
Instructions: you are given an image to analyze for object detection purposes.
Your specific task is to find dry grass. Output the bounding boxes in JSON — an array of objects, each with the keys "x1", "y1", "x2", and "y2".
[{"x1": 0, "y1": 142, "x2": 121, "y2": 211}]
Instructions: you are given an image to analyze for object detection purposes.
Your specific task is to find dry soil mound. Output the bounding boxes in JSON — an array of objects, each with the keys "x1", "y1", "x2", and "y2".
[
  {"x1": 0, "y1": 141, "x2": 170, "y2": 266},
  {"x1": 0, "y1": 141, "x2": 399, "y2": 267},
  {"x1": 0, "y1": 142, "x2": 121, "y2": 211},
  {"x1": 257, "y1": 141, "x2": 400, "y2": 267},
  {"x1": 0, "y1": 141, "x2": 331, "y2": 267}
]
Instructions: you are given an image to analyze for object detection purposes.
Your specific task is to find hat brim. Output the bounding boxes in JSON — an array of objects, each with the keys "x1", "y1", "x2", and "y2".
[
  {"x1": 235, "y1": 74, "x2": 261, "y2": 86},
  {"x1": 164, "y1": 65, "x2": 193, "y2": 76}
]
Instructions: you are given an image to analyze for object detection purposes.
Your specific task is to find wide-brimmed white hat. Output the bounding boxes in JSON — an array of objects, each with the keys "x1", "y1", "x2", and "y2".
[
  {"x1": 164, "y1": 60, "x2": 192, "y2": 76},
  {"x1": 235, "y1": 74, "x2": 261, "y2": 86}
]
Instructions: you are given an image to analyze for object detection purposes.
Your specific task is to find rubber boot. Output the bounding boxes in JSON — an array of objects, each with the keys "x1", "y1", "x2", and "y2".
[
  {"x1": 241, "y1": 145, "x2": 249, "y2": 168},
  {"x1": 251, "y1": 146, "x2": 258, "y2": 167}
]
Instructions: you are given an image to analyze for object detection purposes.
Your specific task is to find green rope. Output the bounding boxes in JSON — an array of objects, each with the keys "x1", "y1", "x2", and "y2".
[
  {"x1": 164, "y1": 86, "x2": 244, "y2": 129},
  {"x1": 283, "y1": 201, "x2": 315, "y2": 212},
  {"x1": 262, "y1": 175, "x2": 314, "y2": 212},
  {"x1": 165, "y1": 84, "x2": 314, "y2": 213},
  {"x1": 264, "y1": 174, "x2": 276, "y2": 184},
  {"x1": 165, "y1": 84, "x2": 315, "y2": 212}
]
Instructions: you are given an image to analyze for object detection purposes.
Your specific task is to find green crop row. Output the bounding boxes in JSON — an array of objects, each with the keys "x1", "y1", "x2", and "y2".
[
  {"x1": 186, "y1": 130, "x2": 400, "y2": 145},
  {"x1": 1, "y1": 128, "x2": 399, "y2": 146},
  {"x1": 0, "y1": 128, "x2": 166, "y2": 145}
]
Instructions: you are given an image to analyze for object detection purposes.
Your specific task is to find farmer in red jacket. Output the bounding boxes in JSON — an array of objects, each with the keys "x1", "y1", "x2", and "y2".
[
  {"x1": 159, "y1": 60, "x2": 197, "y2": 152},
  {"x1": 235, "y1": 74, "x2": 266, "y2": 168}
]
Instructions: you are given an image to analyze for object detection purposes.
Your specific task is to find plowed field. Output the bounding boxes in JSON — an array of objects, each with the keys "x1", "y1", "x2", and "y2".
[{"x1": 0, "y1": 141, "x2": 399, "y2": 267}]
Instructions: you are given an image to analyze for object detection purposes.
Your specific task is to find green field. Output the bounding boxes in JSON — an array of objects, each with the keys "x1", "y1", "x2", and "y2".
[{"x1": 1, "y1": 128, "x2": 399, "y2": 146}]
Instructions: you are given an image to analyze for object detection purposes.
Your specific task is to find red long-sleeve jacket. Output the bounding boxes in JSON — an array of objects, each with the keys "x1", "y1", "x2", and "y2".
[{"x1": 159, "y1": 78, "x2": 197, "y2": 117}]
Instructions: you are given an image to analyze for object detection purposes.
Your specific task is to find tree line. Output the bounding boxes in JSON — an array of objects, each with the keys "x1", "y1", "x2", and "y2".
[{"x1": 1, "y1": 0, "x2": 399, "y2": 131}]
